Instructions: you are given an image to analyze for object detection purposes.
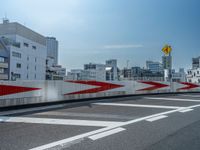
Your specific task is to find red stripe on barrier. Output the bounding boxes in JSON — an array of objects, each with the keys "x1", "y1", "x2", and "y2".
[
  {"x1": 177, "y1": 82, "x2": 199, "y2": 90},
  {"x1": 0, "y1": 85, "x2": 41, "y2": 96},
  {"x1": 64, "y1": 81, "x2": 123, "y2": 95},
  {"x1": 137, "y1": 81, "x2": 169, "y2": 91}
]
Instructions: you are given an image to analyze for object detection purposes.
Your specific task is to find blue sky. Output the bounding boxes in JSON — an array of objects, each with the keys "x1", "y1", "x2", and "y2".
[{"x1": 0, "y1": 0, "x2": 200, "y2": 71}]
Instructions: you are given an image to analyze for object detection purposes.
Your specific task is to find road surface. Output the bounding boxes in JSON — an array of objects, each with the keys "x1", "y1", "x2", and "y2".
[{"x1": 1, "y1": 93, "x2": 200, "y2": 150}]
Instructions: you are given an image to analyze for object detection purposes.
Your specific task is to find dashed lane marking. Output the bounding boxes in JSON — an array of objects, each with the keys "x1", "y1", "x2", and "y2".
[
  {"x1": 0, "y1": 116, "x2": 124, "y2": 127},
  {"x1": 88, "y1": 127, "x2": 126, "y2": 141},
  {"x1": 94, "y1": 102, "x2": 183, "y2": 109},
  {"x1": 146, "y1": 115, "x2": 168, "y2": 122},
  {"x1": 179, "y1": 108, "x2": 193, "y2": 113}
]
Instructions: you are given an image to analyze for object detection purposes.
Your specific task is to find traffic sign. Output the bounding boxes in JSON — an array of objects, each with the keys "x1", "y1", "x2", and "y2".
[{"x1": 162, "y1": 45, "x2": 172, "y2": 55}]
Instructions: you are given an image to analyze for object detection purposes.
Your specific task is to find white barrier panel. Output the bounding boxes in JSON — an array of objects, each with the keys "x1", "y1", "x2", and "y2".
[{"x1": 0, "y1": 80, "x2": 200, "y2": 107}]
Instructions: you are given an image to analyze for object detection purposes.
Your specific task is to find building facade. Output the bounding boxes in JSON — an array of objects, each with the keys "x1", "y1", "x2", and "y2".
[
  {"x1": 46, "y1": 37, "x2": 58, "y2": 65},
  {"x1": 146, "y1": 61, "x2": 164, "y2": 73},
  {"x1": 0, "y1": 20, "x2": 47, "y2": 80}
]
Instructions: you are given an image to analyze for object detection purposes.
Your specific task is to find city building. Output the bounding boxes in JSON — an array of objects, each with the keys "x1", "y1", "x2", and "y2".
[
  {"x1": 105, "y1": 59, "x2": 119, "y2": 81},
  {"x1": 0, "y1": 19, "x2": 47, "y2": 80},
  {"x1": 0, "y1": 39, "x2": 9, "y2": 80},
  {"x1": 146, "y1": 61, "x2": 164, "y2": 73},
  {"x1": 187, "y1": 68, "x2": 200, "y2": 83},
  {"x1": 46, "y1": 37, "x2": 58, "y2": 65},
  {"x1": 192, "y1": 56, "x2": 200, "y2": 69},
  {"x1": 45, "y1": 37, "x2": 66, "y2": 80},
  {"x1": 171, "y1": 68, "x2": 186, "y2": 82},
  {"x1": 83, "y1": 63, "x2": 106, "y2": 81},
  {"x1": 120, "y1": 66, "x2": 164, "y2": 81},
  {"x1": 66, "y1": 59, "x2": 119, "y2": 81},
  {"x1": 162, "y1": 55, "x2": 172, "y2": 70},
  {"x1": 186, "y1": 56, "x2": 200, "y2": 83},
  {"x1": 65, "y1": 69, "x2": 84, "y2": 80}
]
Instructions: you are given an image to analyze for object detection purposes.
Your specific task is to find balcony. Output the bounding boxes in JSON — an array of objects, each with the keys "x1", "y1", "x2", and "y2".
[
  {"x1": 0, "y1": 74, "x2": 8, "y2": 80},
  {"x1": 0, "y1": 62, "x2": 8, "y2": 68}
]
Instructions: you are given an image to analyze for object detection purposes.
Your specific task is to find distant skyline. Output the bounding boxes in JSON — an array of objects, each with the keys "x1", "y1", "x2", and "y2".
[{"x1": 0, "y1": 0, "x2": 200, "y2": 71}]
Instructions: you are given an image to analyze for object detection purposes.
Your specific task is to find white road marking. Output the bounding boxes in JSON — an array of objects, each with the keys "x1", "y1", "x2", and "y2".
[
  {"x1": 88, "y1": 127, "x2": 126, "y2": 141},
  {"x1": 146, "y1": 115, "x2": 168, "y2": 122},
  {"x1": 94, "y1": 102, "x2": 183, "y2": 109},
  {"x1": 179, "y1": 108, "x2": 193, "y2": 113},
  {"x1": 29, "y1": 103, "x2": 200, "y2": 150},
  {"x1": 145, "y1": 97, "x2": 200, "y2": 102},
  {"x1": 0, "y1": 117, "x2": 123, "y2": 127}
]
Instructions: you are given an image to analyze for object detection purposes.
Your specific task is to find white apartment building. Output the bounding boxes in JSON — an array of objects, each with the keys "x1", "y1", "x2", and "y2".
[
  {"x1": 0, "y1": 19, "x2": 47, "y2": 80},
  {"x1": 187, "y1": 68, "x2": 200, "y2": 83},
  {"x1": 186, "y1": 56, "x2": 200, "y2": 83},
  {"x1": 83, "y1": 63, "x2": 106, "y2": 81}
]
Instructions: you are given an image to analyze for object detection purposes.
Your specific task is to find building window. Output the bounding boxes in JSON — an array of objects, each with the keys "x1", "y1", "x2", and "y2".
[
  {"x1": 16, "y1": 63, "x2": 21, "y2": 68},
  {"x1": 197, "y1": 71, "x2": 199, "y2": 74},
  {"x1": 12, "y1": 51, "x2": 21, "y2": 58},
  {"x1": 27, "y1": 56, "x2": 29, "y2": 61},
  {"x1": 35, "y1": 65, "x2": 36, "y2": 70},
  {"x1": 35, "y1": 58, "x2": 37, "y2": 62},
  {"x1": 35, "y1": 74, "x2": 36, "y2": 79},
  {"x1": 0, "y1": 57, "x2": 5, "y2": 62},
  {"x1": 15, "y1": 73, "x2": 21, "y2": 79},
  {"x1": 27, "y1": 74, "x2": 29, "y2": 79},
  {"x1": 24, "y1": 43, "x2": 29, "y2": 47},
  {"x1": 32, "y1": 46, "x2": 36, "y2": 50},
  {"x1": 0, "y1": 68, "x2": 4, "y2": 73},
  {"x1": 27, "y1": 65, "x2": 29, "y2": 70}
]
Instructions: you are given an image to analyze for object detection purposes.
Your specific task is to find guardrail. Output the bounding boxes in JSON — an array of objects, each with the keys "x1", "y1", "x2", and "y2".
[{"x1": 0, "y1": 80, "x2": 200, "y2": 108}]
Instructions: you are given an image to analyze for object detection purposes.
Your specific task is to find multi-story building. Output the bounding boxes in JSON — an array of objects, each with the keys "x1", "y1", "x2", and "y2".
[
  {"x1": 0, "y1": 39, "x2": 9, "y2": 80},
  {"x1": 45, "y1": 37, "x2": 66, "y2": 80},
  {"x1": 186, "y1": 56, "x2": 200, "y2": 83},
  {"x1": 187, "y1": 68, "x2": 200, "y2": 83},
  {"x1": 146, "y1": 61, "x2": 164, "y2": 73},
  {"x1": 0, "y1": 19, "x2": 47, "y2": 80},
  {"x1": 46, "y1": 37, "x2": 58, "y2": 65},
  {"x1": 83, "y1": 63, "x2": 106, "y2": 81},
  {"x1": 105, "y1": 59, "x2": 119, "y2": 81},
  {"x1": 120, "y1": 66, "x2": 164, "y2": 81},
  {"x1": 162, "y1": 55, "x2": 172, "y2": 70},
  {"x1": 192, "y1": 56, "x2": 200, "y2": 69},
  {"x1": 171, "y1": 68, "x2": 186, "y2": 82}
]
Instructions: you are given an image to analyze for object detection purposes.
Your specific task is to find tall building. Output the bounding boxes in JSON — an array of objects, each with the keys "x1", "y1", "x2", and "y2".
[
  {"x1": 0, "y1": 19, "x2": 47, "y2": 80},
  {"x1": 162, "y1": 55, "x2": 172, "y2": 70},
  {"x1": 45, "y1": 37, "x2": 66, "y2": 80},
  {"x1": 46, "y1": 37, "x2": 58, "y2": 65},
  {"x1": 146, "y1": 61, "x2": 163, "y2": 73}
]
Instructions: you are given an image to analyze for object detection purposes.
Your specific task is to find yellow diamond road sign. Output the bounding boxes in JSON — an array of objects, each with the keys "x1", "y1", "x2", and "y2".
[{"x1": 162, "y1": 45, "x2": 172, "y2": 55}]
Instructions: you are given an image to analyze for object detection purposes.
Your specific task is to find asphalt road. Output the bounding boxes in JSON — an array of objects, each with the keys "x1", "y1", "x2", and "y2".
[{"x1": 1, "y1": 93, "x2": 200, "y2": 150}]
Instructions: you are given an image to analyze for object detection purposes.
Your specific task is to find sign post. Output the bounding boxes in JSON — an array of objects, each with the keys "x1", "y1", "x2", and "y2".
[{"x1": 162, "y1": 44, "x2": 172, "y2": 83}]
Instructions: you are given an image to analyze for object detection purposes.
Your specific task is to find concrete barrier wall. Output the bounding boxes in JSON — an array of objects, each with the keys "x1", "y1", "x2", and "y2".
[{"x1": 0, "y1": 80, "x2": 200, "y2": 107}]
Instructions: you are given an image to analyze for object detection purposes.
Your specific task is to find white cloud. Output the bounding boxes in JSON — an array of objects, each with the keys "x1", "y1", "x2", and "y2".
[{"x1": 103, "y1": 44, "x2": 143, "y2": 49}]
